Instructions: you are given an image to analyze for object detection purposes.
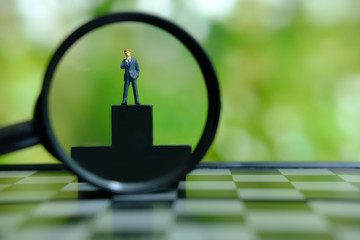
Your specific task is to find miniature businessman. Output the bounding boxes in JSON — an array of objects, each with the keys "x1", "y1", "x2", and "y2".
[{"x1": 120, "y1": 49, "x2": 140, "y2": 105}]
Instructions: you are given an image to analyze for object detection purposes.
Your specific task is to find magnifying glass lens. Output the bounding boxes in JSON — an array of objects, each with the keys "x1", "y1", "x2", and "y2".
[{"x1": 48, "y1": 23, "x2": 207, "y2": 184}]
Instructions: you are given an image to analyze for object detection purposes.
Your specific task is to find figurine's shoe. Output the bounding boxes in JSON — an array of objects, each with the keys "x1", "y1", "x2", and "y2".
[
  {"x1": 135, "y1": 101, "x2": 141, "y2": 106},
  {"x1": 121, "y1": 102, "x2": 127, "y2": 106}
]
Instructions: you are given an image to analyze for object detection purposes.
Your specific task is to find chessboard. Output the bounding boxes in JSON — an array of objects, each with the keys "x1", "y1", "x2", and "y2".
[{"x1": 0, "y1": 166, "x2": 360, "y2": 240}]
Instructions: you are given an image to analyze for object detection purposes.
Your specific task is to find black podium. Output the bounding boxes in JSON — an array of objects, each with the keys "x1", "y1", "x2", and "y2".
[{"x1": 71, "y1": 105, "x2": 191, "y2": 182}]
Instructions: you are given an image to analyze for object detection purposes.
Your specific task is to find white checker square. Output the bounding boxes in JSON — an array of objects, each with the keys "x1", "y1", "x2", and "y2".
[
  {"x1": 33, "y1": 199, "x2": 110, "y2": 217},
  {"x1": 335, "y1": 226, "x2": 360, "y2": 240},
  {"x1": 94, "y1": 209, "x2": 172, "y2": 232},
  {"x1": 170, "y1": 223, "x2": 254, "y2": 240},
  {"x1": 2, "y1": 224, "x2": 90, "y2": 240},
  {"x1": 238, "y1": 189, "x2": 304, "y2": 200},
  {"x1": 279, "y1": 169, "x2": 334, "y2": 175},
  {"x1": 174, "y1": 199, "x2": 244, "y2": 216},
  {"x1": 0, "y1": 191, "x2": 57, "y2": 202},
  {"x1": 188, "y1": 169, "x2": 231, "y2": 175},
  {"x1": 113, "y1": 190, "x2": 177, "y2": 202},
  {"x1": 292, "y1": 181, "x2": 359, "y2": 191},
  {"x1": 339, "y1": 175, "x2": 360, "y2": 182},
  {"x1": 61, "y1": 182, "x2": 99, "y2": 191},
  {"x1": 0, "y1": 171, "x2": 36, "y2": 178},
  {"x1": 16, "y1": 176, "x2": 76, "y2": 184},
  {"x1": 232, "y1": 175, "x2": 288, "y2": 182},
  {"x1": 0, "y1": 213, "x2": 26, "y2": 233},
  {"x1": 178, "y1": 181, "x2": 236, "y2": 190},
  {"x1": 309, "y1": 201, "x2": 360, "y2": 218},
  {"x1": 247, "y1": 211, "x2": 328, "y2": 232},
  {"x1": 2, "y1": 226, "x2": 56, "y2": 240}
]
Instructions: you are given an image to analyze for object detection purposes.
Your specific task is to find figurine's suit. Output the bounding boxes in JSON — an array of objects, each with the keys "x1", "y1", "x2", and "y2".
[{"x1": 120, "y1": 57, "x2": 140, "y2": 104}]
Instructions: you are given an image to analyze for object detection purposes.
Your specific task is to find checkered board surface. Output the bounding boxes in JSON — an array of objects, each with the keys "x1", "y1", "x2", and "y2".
[{"x1": 0, "y1": 167, "x2": 360, "y2": 240}]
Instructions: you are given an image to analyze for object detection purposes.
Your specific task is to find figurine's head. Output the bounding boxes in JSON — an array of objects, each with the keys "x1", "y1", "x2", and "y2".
[{"x1": 124, "y1": 49, "x2": 131, "y2": 58}]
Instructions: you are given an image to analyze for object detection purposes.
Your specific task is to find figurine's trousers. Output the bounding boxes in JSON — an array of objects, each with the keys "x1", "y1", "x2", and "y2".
[{"x1": 122, "y1": 79, "x2": 139, "y2": 103}]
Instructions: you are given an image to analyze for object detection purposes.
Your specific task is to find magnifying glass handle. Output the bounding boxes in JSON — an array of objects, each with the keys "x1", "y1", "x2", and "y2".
[{"x1": 0, "y1": 120, "x2": 40, "y2": 155}]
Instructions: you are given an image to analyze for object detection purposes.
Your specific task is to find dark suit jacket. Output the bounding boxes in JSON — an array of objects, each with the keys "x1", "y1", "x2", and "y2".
[{"x1": 120, "y1": 57, "x2": 140, "y2": 80}]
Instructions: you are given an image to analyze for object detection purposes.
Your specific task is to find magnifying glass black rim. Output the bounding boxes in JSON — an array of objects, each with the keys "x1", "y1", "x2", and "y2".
[{"x1": 38, "y1": 12, "x2": 221, "y2": 193}]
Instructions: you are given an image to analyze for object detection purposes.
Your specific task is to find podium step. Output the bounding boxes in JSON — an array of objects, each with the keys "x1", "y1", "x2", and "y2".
[{"x1": 71, "y1": 105, "x2": 191, "y2": 182}]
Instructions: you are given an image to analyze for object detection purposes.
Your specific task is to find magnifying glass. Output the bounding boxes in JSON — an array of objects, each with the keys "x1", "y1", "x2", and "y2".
[{"x1": 0, "y1": 12, "x2": 220, "y2": 193}]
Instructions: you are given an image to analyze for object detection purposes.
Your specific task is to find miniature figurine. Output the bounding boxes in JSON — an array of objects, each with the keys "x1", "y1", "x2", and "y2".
[{"x1": 120, "y1": 49, "x2": 140, "y2": 105}]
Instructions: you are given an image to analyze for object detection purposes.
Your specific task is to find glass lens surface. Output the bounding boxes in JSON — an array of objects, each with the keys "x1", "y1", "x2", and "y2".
[{"x1": 48, "y1": 22, "x2": 207, "y2": 183}]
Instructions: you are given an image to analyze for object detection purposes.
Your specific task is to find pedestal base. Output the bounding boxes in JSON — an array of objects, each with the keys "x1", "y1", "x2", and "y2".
[{"x1": 71, "y1": 105, "x2": 191, "y2": 182}]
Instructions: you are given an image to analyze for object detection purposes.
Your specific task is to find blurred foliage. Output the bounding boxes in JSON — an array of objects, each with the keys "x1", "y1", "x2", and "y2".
[{"x1": 1, "y1": 0, "x2": 360, "y2": 164}]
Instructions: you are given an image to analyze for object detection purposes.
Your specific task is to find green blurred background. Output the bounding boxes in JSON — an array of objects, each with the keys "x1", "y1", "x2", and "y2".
[{"x1": 1, "y1": 0, "x2": 360, "y2": 164}]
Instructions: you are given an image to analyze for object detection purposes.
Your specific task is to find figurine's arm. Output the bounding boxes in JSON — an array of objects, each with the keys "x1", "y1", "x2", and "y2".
[
  {"x1": 135, "y1": 59, "x2": 140, "y2": 74},
  {"x1": 120, "y1": 59, "x2": 126, "y2": 69}
]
